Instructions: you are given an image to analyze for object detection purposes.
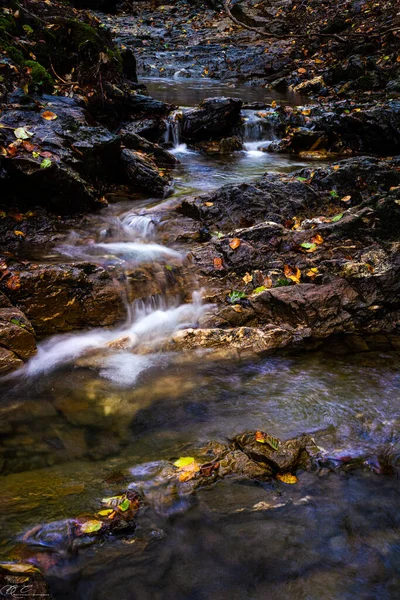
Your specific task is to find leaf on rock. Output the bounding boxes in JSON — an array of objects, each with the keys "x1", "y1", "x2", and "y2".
[
  {"x1": 22, "y1": 140, "x2": 35, "y2": 152},
  {"x1": 40, "y1": 158, "x2": 52, "y2": 169},
  {"x1": 0, "y1": 563, "x2": 39, "y2": 574},
  {"x1": 332, "y1": 213, "x2": 343, "y2": 222},
  {"x1": 41, "y1": 111, "x2": 58, "y2": 121},
  {"x1": 300, "y1": 242, "x2": 317, "y2": 252},
  {"x1": 5, "y1": 274, "x2": 20, "y2": 290},
  {"x1": 252, "y1": 286, "x2": 266, "y2": 294},
  {"x1": 311, "y1": 234, "x2": 324, "y2": 245},
  {"x1": 14, "y1": 230, "x2": 25, "y2": 238},
  {"x1": 97, "y1": 509, "x2": 113, "y2": 517},
  {"x1": 14, "y1": 127, "x2": 33, "y2": 140},
  {"x1": 242, "y1": 272, "x2": 252, "y2": 284},
  {"x1": 284, "y1": 264, "x2": 301, "y2": 284},
  {"x1": 213, "y1": 257, "x2": 224, "y2": 270},
  {"x1": 174, "y1": 456, "x2": 196, "y2": 468},
  {"x1": 0, "y1": 146, "x2": 7, "y2": 157},
  {"x1": 80, "y1": 520, "x2": 103, "y2": 534},
  {"x1": 277, "y1": 473, "x2": 298, "y2": 484},
  {"x1": 102, "y1": 495, "x2": 123, "y2": 507},
  {"x1": 306, "y1": 267, "x2": 319, "y2": 280},
  {"x1": 255, "y1": 431, "x2": 280, "y2": 450},
  {"x1": 118, "y1": 499, "x2": 130, "y2": 512},
  {"x1": 229, "y1": 237, "x2": 241, "y2": 250},
  {"x1": 341, "y1": 195, "x2": 351, "y2": 202},
  {"x1": 204, "y1": 202, "x2": 214, "y2": 207}
]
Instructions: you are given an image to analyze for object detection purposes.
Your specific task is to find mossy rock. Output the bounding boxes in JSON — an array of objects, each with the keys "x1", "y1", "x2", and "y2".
[{"x1": 24, "y1": 60, "x2": 53, "y2": 91}]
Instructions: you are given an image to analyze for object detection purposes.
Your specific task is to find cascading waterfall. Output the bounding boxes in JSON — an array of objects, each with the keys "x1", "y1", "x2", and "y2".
[
  {"x1": 241, "y1": 109, "x2": 276, "y2": 155},
  {"x1": 165, "y1": 109, "x2": 183, "y2": 148},
  {"x1": 16, "y1": 207, "x2": 209, "y2": 384}
]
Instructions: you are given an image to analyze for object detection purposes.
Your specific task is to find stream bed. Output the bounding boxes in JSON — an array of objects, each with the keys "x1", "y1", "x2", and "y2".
[{"x1": 0, "y1": 80, "x2": 399, "y2": 599}]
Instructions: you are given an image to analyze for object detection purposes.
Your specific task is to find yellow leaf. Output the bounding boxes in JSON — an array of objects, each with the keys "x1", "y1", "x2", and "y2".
[
  {"x1": 41, "y1": 111, "x2": 58, "y2": 121},
  {"x1": 242, "y1": 272, "x2": 252, "y2": 284},
  {"x1": 333, "y1": 165, "x2": 340, "y2": 171},
  {"x1": 301, "y1": 109, "x2": 311, "y2": 115},
  {"x1": 284, "y1": 264, "x2": 301, "y2": 284},
  {"x1": 277, "y1": 473, "x2": 298, "y2": 484},
  {"x1": 98, "y1": 509, "x2": 114, "y2": 517},
  {"x1": 0, "y1": 563, "x2": 39, "y2": 574},
  {"x1": 229, "y1": 237, "x2": 241, "y2": 250},
  {"x1": 271, "y1": 100, "x2": 277, "y2": 108},
  {"x1": 204, "y1": 202, "x2": 214, "y2": 206},
  {"x1": 174, "y1": 456, "x2": 195, "y2": 468},
  {"x1": 80, "y1": 520, "x2": 103, "y2": 534},
  {"x1": 14, "y1": 230, "x2": 25, "y2": 238}
]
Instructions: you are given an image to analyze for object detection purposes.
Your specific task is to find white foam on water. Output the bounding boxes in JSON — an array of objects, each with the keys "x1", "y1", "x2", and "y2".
[{"x1": 57, "y1": 241, "x2": 182, "y2": 265}]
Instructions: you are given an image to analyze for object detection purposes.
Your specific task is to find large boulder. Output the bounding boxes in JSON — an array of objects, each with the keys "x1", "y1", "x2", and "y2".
[
  {"x1": 182, "y1": 97, "x2": 243, "y2": 142},
  {"x1": 121, "y1": 148, "x2": 173, "y2": 197}
]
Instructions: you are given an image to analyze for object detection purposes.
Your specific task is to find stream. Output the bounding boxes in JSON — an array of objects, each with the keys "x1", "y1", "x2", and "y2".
[{"x1": 1, "y1": 79, "x2": 400, "y2": 599}]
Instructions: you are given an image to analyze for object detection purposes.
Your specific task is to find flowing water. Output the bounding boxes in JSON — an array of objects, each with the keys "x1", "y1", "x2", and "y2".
[{"x1": 1, "y1": 79, "x2": 400, "y2": 599}]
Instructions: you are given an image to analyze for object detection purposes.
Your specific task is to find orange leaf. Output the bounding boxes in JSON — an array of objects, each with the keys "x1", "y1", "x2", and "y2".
[
  {"x1": 41, "y1": 111, "x2": 58, "y2": 121},
  {"x1": 14, "y1": 230, "x2": 25, "y2": 237},
  {"x1": 5, "y1": 274, "x2": 20, "y2": 290},
  {"x1": 341, "y1": 195, "x2": 351, "y2": 202},
  {"x1": 263, "y1": 276, "x2": 273, "y2": 289},
  {"x1": 22, "y1": 140, "x2": 35, "y2": 152},
  {"x1": 213, "y1": 257, "x2": 224, "y2": 270},
  {"x1": 204, "y1": 202, "x2": 214, "y2": 207},
  {"x1": 311, "y1": 233, "x2": 324, "y2": 245},
  {"x1": 297, "y1": 67, "x2": 306, "y2": 74},
  {"x1": 271, "y1": 100, "x2": 277, "y2": 108},
  {"x1": 229, "y1": 237, "x2": 241, "y2": 250},
  {"x1": 284, "y1": 264, "x2": 301, "y2": 284},
  {"x1": 333, "y1": 165, "x2": 340, "y2": 171}
]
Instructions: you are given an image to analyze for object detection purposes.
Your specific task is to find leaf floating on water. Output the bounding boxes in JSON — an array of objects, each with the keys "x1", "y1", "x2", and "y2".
[
  {"x1": 0, "y1": 563, "x2": 39, "y2": 574},
  {"x1": 14, "y1": 127, "x2": 33, "y2": 140},
  {"x1": 41, "y1": 111, "x2": 58, "y2": 121},
  {"x1": 173, "y1": 456, "x2": 196, "y2": 468},
  {"x1": 276, "y1": 473, "x2": 298, "y2": 484},
  {"x1": 80, "y1": 520, "x2": 103, "y2": 534},
  {"x1": 284, "y1": 264, "x2": 301, "y2": 284},
  {"x1": 118, "y1": 499, "x2": 130, "y2": 512},
  {"x1": 229, "y1": 237, "x2": 241, "y2": 250}
]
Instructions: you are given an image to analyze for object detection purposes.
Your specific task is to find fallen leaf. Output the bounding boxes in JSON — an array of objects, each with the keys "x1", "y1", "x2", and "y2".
[
  {"x1": 306, "y1": 267, "x2": 319, "y2": 280},
  {"x1": 0, "y1": 563, "x2": 39, "y2": 574},
  {"x1": 118, "y1": 499, "x2": 130, "y2": 512},
  {"x1": 174, "y1": 456, "x2": 196, "y2": 468},
  {"x1": 301, "y1": 109, "x2": 311, "y2": 115},
  {"x1": 97, "y1": 509, "x2": 113, "y2": 517},
  {"x1": 232, "y1": 304, "x2": 243, "y2": 312},
  {"x1": 41, "y1": 111, "x2": 58, "y2": 121},
  {"x1": 301, "y1": 242, "x2": 317, "y2": 252},
  {"x1": 22, "y1": 140, "x2": 35, "y2": 152},
  {"x1": 14, "y1": 127, "x2": 33, "y2": 140},
  {"x1": 80, "y1": 520, "x2": 103, "y2": 534},
  {"x1": 263, "y1": 276, "x2": 273, "y2": 288},
  {"x1": 284, "y1": 264, "x2": 301, "y2": 283},
  {"x1": 229, "y1": 237, "x2": 241, "y2": 250},
  {"x1": 341, "y1": 195, "x2": 351, "y2": 202},
  {"x1": 0, "y1": 146, "x2": 7, "y2": 156},
  {"x1": 242, "y1": 272, "x2": 252, "y2": 284},
  {"x1": 6, "y1": 274, "x2": 20, "y2": 290},
  {"x1": 255, "y1": 431, "x2": 280, "y2": 450},
  {"x1": 14, "y1": 230, "x2": 25, "y2": 238},
  {"x1": 277, "y1": 473, "x2": 298, "y2": 484},
  {"x1": 271, "y1": 100, "x2": 277, "y2": 108},
  {"x1": 40, "y1": 158, "x2": 52, "y2": 169},
  {"x1": 298, "y1": 67, "x2": 306, "y2": 74},
  {"x1": 311, "y1": 233, "x2": 324, "y2": 244},
  {"x1": 332, "y1": 213, "x2": 343, "y2": 222},
  {"x1": 204, "y1": 201, "x2": 214, "y2": 207},
  {"x1": 213, "y1": 257, "x2": 224, "y2": 270},
  {"x1": 333, "y1": 165, "x2": 340, "y2": 171},
  {"x1": 252, "y1": 286, "x2": 266, "y2": 294},
  {"x1": 102, "y1": 495, "x2": 123, "y2": 507}
]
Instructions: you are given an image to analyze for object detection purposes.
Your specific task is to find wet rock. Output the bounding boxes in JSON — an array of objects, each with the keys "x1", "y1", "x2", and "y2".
[
  {"x1": 0, "y1": 307, "x2": 36, "y2": 372},
  {"x1": 234, "y1": 431, "x2": 319, "y2": 473},
  {"x1": 121, "y1": 148, "x2": 173, "y2": 197},
  {"x1": 0, "y1": 263, "x2": 126, "y2": 334},
  {"x1": 118, "y1": 130, "x2": 177, "y2": 167},
  {"x1": 293, "y1": 75, "x2": 325, "y2": 95},
  {"x1": 0, "y1": 96, "x2": 120, "y2": 212},
  {"x1": 182, "y1": 97, "x2": 243, "y2": 142},
  {"x1": 195, "y1": 136, "x2": 243, "y2": 155},
  {"x1": 0, "y1": 565, "x2": 52, "y2": 599},
  {"x1": 123, "y1": 117, "x2": 168, "y2": 143}
]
